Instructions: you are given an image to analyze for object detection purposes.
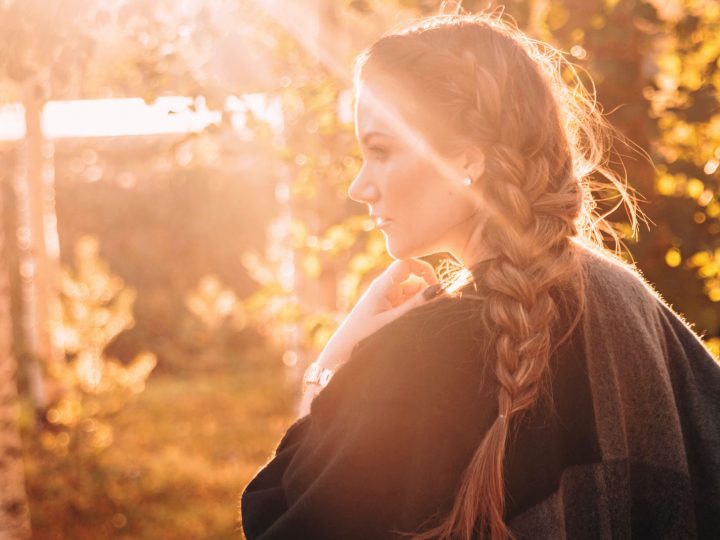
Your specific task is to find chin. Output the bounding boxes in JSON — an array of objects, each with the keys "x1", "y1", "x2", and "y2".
[
  {"x1": 383, "y1": 236, "x2": 406, "y2": 260},
  {"x1": 384, "y1": 236, "x2": 433, "y2": 261}
]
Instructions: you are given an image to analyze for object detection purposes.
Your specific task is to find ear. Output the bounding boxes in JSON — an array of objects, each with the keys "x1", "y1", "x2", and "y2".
[{"x1": 464, "y1": 147, "x2": 485, "y2": 180}]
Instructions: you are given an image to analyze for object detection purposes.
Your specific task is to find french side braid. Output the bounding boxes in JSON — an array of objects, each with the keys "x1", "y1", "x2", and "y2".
[{"x1": 353, "y1": 9, "x2": 644, "y2": 540}]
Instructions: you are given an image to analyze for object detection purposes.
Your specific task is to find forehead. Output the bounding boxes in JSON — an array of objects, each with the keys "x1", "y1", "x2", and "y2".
[
  {"x1": 354, "y1": 80, "x2": 443, "y2": 158},
  {"x1": 353, "y1": 80, "x2": 407, "y2": 140}
]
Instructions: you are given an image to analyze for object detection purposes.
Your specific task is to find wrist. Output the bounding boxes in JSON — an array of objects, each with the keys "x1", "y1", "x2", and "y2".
[
  {"x1": 316, "y1": 336, "x2": 353, "y2": 370},
  {"x1": 302, "y1": 361, "x2": 334, "y2": 394},
  {"x1": 302, "y1": 340, "x2": 353, "y2": 395}
]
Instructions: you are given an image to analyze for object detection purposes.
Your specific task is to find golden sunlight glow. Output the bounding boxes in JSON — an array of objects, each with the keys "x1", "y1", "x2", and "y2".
[
  {"x1": 3, "y1": 2, "x2": 719, "y2": 538},
  {"x1": 43, "y1": 97, "x2": 221, "y2": 138},
  {"x1": 0, "y1": 95, "x2": 283, "y2": 141}
]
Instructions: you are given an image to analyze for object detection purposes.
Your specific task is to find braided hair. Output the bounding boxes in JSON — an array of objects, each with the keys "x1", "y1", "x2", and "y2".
[{"x1": 352, "y1": 9, "x2": 643, "y2": 540}]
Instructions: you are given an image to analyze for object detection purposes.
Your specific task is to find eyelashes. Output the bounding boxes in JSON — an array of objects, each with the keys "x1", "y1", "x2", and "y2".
[{"x1": 369, "y1": 146, "x2": 389, "y2": 159}]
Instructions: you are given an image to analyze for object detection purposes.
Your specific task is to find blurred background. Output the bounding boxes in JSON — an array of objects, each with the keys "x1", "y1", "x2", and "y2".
[{"x1": 0, "y1": 0, "x2": 718, "y2": 538}]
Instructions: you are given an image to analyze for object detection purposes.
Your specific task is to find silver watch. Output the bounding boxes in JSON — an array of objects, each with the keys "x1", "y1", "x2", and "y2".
[{"x1": 302, "y1": 361, "x2": 334, "y2": 393}]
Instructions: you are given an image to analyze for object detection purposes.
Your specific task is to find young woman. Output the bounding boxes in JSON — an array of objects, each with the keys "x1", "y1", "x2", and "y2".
[{"x1": 241, "y1": 10, "x2": 720, "y2": 540}]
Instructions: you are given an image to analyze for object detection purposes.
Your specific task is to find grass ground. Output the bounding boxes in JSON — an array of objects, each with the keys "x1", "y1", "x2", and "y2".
[
  {"x1": 20, "y1": 339, "x2": 720, "y2": 539},
  {"x1": 22, "y1": 349, "x2": 300, "y2": 540}
]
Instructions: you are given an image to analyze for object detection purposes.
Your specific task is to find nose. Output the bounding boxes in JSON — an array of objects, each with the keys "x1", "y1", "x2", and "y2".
[{"x1": 347, "y1": 166, "x2": 379, "y2": 205}]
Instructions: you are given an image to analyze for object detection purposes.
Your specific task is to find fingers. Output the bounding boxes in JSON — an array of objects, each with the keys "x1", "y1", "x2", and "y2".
[
  {"x1": 384, "y1": 259, "x2": 435, "y2": 307},
  {"x1": 387, "y1": 258, "x2": 439, "y2": 287},
  {"x1": 373, "y1": 258, "x2": 439, "y2": 309},
  {"x1": 409, "y1": 258, "x2": 439, "y2": 285},
  {"x1": 401, "y1": 279, "x2": 423, "y2": 298},
  {"x1": 380, "y1": 278, "x2": 445, "y2": 325}
]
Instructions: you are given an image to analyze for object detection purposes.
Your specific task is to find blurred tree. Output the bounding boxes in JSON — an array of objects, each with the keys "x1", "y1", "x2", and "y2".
[
  {"x1": 644, "y1": 1, "x2": 720, "y2": 333},
  {"x1": 0, "y1": 0, "x2": 278, "y2": 411},
  {"x1": 237, "y1": 0, "x2": 408, "y2": 389},
  {"x1": 9, "y1": 82, "x2": 61, "y2": 413},
  {"x1": 510, "y1": 0, "x2": 720, "y2": 338},
  {"x1": 24, "y1": 234, "x2": 157, "y2": 537},
  {"x1": 0, "y1": 157, "x2": 31, "y2": 539},
  {"x1": 0, "y1": 0, "x2": 102, "y2": 411}
]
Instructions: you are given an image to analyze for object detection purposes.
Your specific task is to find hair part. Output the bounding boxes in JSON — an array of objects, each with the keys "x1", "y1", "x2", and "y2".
[{"x1": 352, "y1": 8, "x2": 647, "y2": 540}]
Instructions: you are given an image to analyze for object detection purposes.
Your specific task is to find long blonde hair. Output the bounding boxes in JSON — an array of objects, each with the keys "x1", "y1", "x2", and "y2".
[{"x1": 352, "y1": 8, "x2": 647, "y2": 540}]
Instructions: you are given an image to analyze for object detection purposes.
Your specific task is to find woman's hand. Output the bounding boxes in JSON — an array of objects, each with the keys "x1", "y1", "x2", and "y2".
[
  {"x1": 330, "y1": 257, "x2": 443, "y2": 356},
  {"x1": 298, "y1": 258, "x2": 443, "y2": 415},
  {"x1": 298, "y1": 258, "x2": 446, "y2": 417}
]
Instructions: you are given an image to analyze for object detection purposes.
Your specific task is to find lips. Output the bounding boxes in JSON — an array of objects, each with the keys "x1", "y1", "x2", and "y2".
[{"x1": 375, "y1": 217, "x2": 393, "y2": 228}]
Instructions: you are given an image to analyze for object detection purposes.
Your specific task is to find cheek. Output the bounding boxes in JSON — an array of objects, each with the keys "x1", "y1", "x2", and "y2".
[
  {"x1": 380, "y1": 152, "x2": 475, "y2": 238},
  {"x1": 384, "y1": 154, "x2": 436, "y2": 210}
]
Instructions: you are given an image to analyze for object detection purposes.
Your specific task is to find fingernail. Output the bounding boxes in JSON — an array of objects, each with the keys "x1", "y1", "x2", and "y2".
[{"x1": 423, "y1": 283, "x2": 444, "y2": 300}]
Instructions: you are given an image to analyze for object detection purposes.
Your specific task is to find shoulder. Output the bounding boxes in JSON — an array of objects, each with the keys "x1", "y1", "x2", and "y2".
[
  {"x1": 576, "y1": 241, "x2": 666, "y2": 306},
  {"x1": 573, "y1": 242, "x2": 720, "y2": 401},
  {"x1": 312, "y1": 294, "x2": 488, "y2": 418},
  {"x1": 575, "y1": 241, "x2": 712, "y2": 343},
  {"x1": 358, "y1": 293, "x2": 483, "y2": 357}
]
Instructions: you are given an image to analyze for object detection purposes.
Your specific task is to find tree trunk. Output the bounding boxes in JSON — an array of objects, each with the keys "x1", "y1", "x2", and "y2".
[
  {"x1": 0, "y1": 153, "x2": 32, "y2": 540},
  {"x1": 13, "y1": 81, "x2": 65, "y2": 413}
]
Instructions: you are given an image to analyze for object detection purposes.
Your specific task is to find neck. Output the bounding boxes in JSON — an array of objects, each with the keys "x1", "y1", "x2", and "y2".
[{"x1": 455, "y1": 214, "x2": 497, "y2": 269}]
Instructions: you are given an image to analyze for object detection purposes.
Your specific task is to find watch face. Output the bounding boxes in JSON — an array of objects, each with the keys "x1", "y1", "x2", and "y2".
[
  {"x1": 304, "y1": 362, "x2": 321, "y2": 383},
  {"x1": 319, "y1": 369, "x2": 333, "y2": 386},
  {"x1": 303, "y1": 362, "x2": 334, "y2": 391}
]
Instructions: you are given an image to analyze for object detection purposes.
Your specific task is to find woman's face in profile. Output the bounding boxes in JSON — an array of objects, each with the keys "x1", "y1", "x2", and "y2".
[{"x1": 348, "y1": 78, "x2": 485, "y2": 264}]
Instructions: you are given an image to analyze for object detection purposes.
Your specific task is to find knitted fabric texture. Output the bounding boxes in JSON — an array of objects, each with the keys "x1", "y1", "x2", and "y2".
[{"x1": 241, "y1": 244, "x2": 720, "y2": 539}]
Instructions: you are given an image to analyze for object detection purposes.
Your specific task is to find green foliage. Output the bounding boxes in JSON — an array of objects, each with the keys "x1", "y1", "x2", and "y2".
[
  {"x1": 50, "y1": 234, "x2": 156, "y2": 440},
  {"x1": 21, "y1": 234, "x2": 156, "y2": 533},
  {"x1": 529, "y1": 0, "x2": 719, "y2": 334},
  {"x1": 22, "y1": 352, "x2": 291, "y2": 539},
  {"x1": 238, "y1": 27, "x2": 394, "y2": 355},
  {"x1": 0, "y1": 0, "x2": 244, "y2": 102},
  {"x1": 644, "y1": 2, "x2": 720, "y2": 308},
  {"x1": 184, "y1": 274, "x2": 245, "y2": 334},
  {"x1": 0, "y1": 0, "x2": 103, "y2": 95}
]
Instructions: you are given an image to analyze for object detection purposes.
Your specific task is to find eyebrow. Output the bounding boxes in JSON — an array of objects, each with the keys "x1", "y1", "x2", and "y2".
[{"x1": 360, "y1": 131, "x2": 393, "y2": 145}]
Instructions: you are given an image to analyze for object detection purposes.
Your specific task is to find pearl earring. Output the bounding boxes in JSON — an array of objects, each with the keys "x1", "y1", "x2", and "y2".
[{"x1": 461, "y1": 175, "x2": 473, "y2": 186}]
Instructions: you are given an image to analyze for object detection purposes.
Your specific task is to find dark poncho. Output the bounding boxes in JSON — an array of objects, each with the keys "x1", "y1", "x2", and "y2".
[{"x1": 241, "y1": 245, "x2": 720, "y2": 539}]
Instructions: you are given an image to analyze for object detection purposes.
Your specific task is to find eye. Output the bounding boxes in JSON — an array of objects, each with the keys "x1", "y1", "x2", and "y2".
[{"x1": 369, "y1": 146, "x2": 389, "y2": 159}]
